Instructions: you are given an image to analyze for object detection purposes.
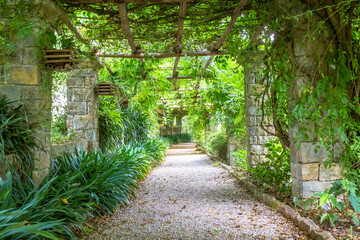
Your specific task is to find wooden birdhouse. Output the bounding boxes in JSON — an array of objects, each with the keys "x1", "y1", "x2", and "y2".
[
  {"x1": 95, "y1": 82, "x2": 115, "y2": 96},
  {"x1": 43, "y1": 49, "x2": 76, "y2": 71}
]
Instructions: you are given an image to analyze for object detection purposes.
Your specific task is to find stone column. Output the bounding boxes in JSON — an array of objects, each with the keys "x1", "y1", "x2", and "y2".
[
  {"x1": 66, "y1": 61, "x2": 102, "y2": 151},
  {"x1": 0, "y1": 1, "x2": 52, "y2": 183},
  {"x1": 244, "y1": 55, "x2": 275, "y2": 166},
  {"x1": 284, "y1": 2, "x2": 344, "y2": 198}
]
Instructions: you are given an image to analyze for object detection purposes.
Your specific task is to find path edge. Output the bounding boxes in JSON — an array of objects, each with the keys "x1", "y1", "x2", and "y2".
[{"x1": 218, "y1": 162, "x2": 335, "y2": 240}]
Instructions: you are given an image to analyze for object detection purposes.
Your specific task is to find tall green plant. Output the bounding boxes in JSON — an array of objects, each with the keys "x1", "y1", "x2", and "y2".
[
  {"x1": 98, "y1": 97, "x2": 122, "y2": 150},
  {"x1": 0, "y1": 95, "x2": 38, "y2": 172}
]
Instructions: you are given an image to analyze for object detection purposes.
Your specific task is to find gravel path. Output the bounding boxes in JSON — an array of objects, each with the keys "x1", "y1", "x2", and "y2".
[{"x1": 84, "y1": 143, "x2": 309, "y2": 240}]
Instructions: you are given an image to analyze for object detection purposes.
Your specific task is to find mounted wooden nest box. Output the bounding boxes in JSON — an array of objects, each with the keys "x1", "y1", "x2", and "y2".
[
  {"x1": 43, "y1": 49, "x2": 76, "y2": 71},
  {"x1": 95, "y1": 82, "x2": 115, "y2": 96}
]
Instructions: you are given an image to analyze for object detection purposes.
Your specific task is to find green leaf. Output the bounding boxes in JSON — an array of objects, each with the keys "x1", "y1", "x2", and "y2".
[
  {"x1": 349, "y1": 191, "x2": 360, "y2": 213},
  {"x1": 319, "y1": 193, "x2": 329, "y2": 207},
  {"x1": 352, "y1": 213, "x2": 359, "y2": 226},
  {"x1": 320, "y1": 213, "x2": 328, "y2": 223}
]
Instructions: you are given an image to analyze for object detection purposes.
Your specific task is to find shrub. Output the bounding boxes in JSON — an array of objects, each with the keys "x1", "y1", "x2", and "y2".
[
  {"x1": 207, "y1": 130, "x2": 228, "y2": 160},
  {"x1": 99, "y1": 99, "x2": 150, "y2": 150},
  {"x1": 120, "y1": 107, "x2": 150, "y2": 144},
  {"x1": 247, "y1": 138, "x2": 291, "y2": 196},
  {"x1": 162, "y1": 133, "x2": 192, "y2": 145}
]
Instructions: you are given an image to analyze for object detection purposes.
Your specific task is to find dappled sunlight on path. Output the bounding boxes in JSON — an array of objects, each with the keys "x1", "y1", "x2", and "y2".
[{"x1": 84, "y1": 143, "x2": 308, "y2": 240}]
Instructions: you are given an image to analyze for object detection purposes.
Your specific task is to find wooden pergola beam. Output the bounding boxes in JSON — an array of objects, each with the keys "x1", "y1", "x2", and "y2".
[
  {"x1": 173, "y1": 57, "x2": 180, "y2": 89},
  {"x1": 201, "y1": 56, "x2": 214, "y2": 74},
  {"x1": 174, "y1": 2, "x2": 187, "y2": 52},
  {"x1": 198, "y1": 0, "x2": 247, "y2": 78},
  {"x1": 172, "y1": 2, "x2": 187, "y2": 89},
  {"x1": 166, "y1": 76, "x2": 210, "y2": 80},
  {"x1": 117, "y1": 3, "x2": 141, "y2": 53},
  {"x1": 97, "y1": 50, "x2": 227, "y2": 58},
  {"x1": 61, "y1": 0, "x2": 194, "y2": 3},
  {"x1": 210, "y1": 0, "x2": 247, "y2": 51}
]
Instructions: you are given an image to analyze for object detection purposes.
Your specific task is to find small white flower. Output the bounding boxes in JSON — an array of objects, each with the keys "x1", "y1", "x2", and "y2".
[{"x1": 293, "y1": 196, "x2": 296, "y2": 203}]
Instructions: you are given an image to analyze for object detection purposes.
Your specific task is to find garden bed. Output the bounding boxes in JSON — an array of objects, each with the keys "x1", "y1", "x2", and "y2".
[{"x1": 224, "y1": 164, "x2": 360, "y2": 240}]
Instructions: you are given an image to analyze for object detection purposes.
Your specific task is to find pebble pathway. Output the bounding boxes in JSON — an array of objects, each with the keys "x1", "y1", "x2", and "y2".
[{"x1": 83, "y1": 143, "x2": 309, "y2": 240}]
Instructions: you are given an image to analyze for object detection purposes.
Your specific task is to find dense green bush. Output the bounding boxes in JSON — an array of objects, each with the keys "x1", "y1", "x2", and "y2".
[
  {"x1": 207, "y1": 130, "x2": 228, "y2": 160},
  {"x1": 0, "y1": 95, "x2": 38, "y2": 173},
  {"x1": 0, "y1": 138, "x2": 167, "y2": 239},
  {"x1": 120, "y1": 107, "x2": 150, "y2": 144},
  {"x1": 162, "y1": 133, "x2": 192, "y2": 145},
  {"x1": 99, "y1": 98, "x2": 150, "y2": 150},
  {"x1": 98, "y1": 97, "x2": 122, "y2": 150},
  {"x1": 247, "y1": 138, "x2": 291, "y2": 196}
]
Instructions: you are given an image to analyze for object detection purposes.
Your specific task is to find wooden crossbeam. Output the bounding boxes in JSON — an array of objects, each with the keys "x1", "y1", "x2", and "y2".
[
  {"x1": 201, "y1": 56, "x2": 214, "y2": 74},
  {"x1": 117, "y1": 3, "x2": 141, "y2": 53},
  {"x1": 61, "y1": 0, "x2": 194, "y2": 3},
  {"x1": 97, "y1": 50, "x2": 227, "y2": 58},
  {"x1": 173, "y1": 57, "x2": 180, "y2": 89},
  {"x1": 166, "y1": 76, "x2": 210, "y2": 80},
  {"x1": 198, "y1": 0, "x2": 247, "y2": 80},
  {"x1": 172, "y1": 2, "x2": 187, "y2": 89},
  {"x1": 173, "y1": 2, "x2": 187, "y2": 52},
  {"x1": 210, "y1": 0, "x2": 247, "y2": 51}
]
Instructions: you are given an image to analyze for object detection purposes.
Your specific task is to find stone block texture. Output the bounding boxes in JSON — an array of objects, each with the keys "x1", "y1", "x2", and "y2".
[
  {"x1": 288, "y1": 1, "x2": 343, "y2": 198},
  {"x1": 67, "y1": 68, "x2": 99, "y2": 150},
  {"x1": 244, "y1": 57, "x2": 275, "y2": 166},
  {"x1": 51, "y1": 139, "x2": 89, "y2": 158},
  {"x1": 0, "y1": 4, "x2": 52, "y2": 182}
]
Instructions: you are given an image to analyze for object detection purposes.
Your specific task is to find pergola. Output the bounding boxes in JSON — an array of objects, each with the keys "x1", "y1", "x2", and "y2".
[
  {"x1": 2, "y1": 0, "x2": 347, "y2": 199},
  {"x1": 52, "y1": 0, "x2": 255, "y2": 89}
]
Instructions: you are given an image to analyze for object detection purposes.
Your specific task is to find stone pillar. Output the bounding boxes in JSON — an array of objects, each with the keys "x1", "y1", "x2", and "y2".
[
  {"x1": 244, "y1": 56, "x2": 275, "y2": 166},
  {"x1": 284, "y1": 2, "x2": 344, "y2": 198},
  {"x1": 67, "y1": 61, "x2": 102, "y2": 151},
  {"x1": 0, "y1": 1, "x2": 52, "y2": 183}
]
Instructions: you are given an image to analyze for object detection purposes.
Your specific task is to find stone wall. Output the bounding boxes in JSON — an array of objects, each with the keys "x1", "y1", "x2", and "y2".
[
  {"x1": 244, "y1": 56, "x2": 275, "y2": 166},
  {"x1": 67, "y1": 64, "x2": 100, "y2": 151},
  {"x1": 51, "y1": 139, "x2": 89, "y2": 159},
  {"x1": 0, "y1": 2, "x2": 52, "y2": 183}
]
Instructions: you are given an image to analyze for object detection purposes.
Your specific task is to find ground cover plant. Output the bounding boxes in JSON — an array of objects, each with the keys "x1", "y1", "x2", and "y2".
[
  {"x1": 161, "y1": 133, "x2": 192, "y2": 145},
  {"x1": 207, "y1": 130, "x2": 228, "y2": 161},
  {"x1": 247, "y1": 139, "x2": 291, "y2": 198},
  {"x1": 0, "y1": 138, "x2": 167, "y2": 240}
]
